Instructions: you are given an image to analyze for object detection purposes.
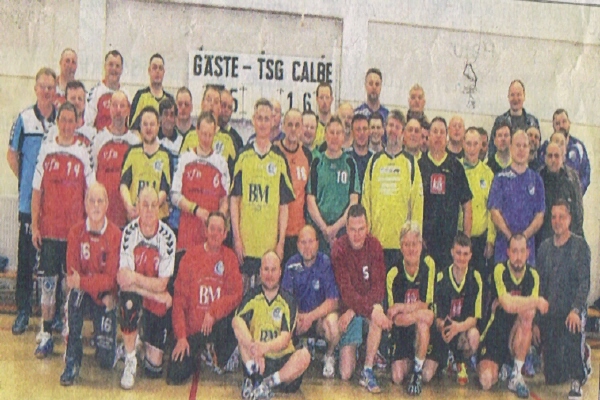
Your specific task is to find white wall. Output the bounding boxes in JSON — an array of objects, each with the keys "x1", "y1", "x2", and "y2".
[{"x1": 0, "y1": 0, "x2": 599, "y2": 301}]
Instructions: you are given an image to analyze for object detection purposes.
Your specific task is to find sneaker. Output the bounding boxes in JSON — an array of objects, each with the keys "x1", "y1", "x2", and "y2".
[
  {"x1": 444, "y1": 351, "x2": 456, "y2": 376},
  {"x1": 508, "y1": 374, "x2": 529, "y2": 399},
  {"x1": 406, "y1": 370, "x2": 423, "y2": 396},
  {"x1": 499, "y1": 363, "x2": 512, "y2": 382},
  {"x1": 582, "y1": 343, "x2": 592, "y2": 386},
  {"x1": 12, "y1": 310, "x2": 29, "y2": 335},
  {"x1": 121, "y1": 355, "x2": 137, "y2": 390},
  {"x1": 34, "y1": 332, "x2": 54, "y2": 359},
  {"x1": 457, "y1": 362, "x2": 468, "y2": 385},
  {"x1": 522, "y1": 351, "x2": 535, "y2": 377},
  {"x1": 60, "y1": 358, "x2": 80, "y2": 386},
  {"x1": 323, "y1": 354, "x2": 335, "y2": 378},
  {"x1": 224, "y1": 346, "x2": 240, "y2": 373},
  {"x1": 252, "y1": 382, "x2": 274, "y2": 400},
  {"x1": 568, "y1": 379, "x2": 582, "y2": 400},
  {"x1": 36, "y1": 328, "x2": 45, "y2": 343},
  {"x1": 359, "y1": 368, "x2": 381, "y2": 394},
  {"x1": 241, "y1": 377, "x2": 254, "y2": 400},
  {"x1": 52, "y1": 313, "x2": 64, "y2": 335},
  {"x1": 374, "y1": 350, "x2": 387, "y2": 370},
  {"x1": 113, "y1": 343, "x2": 126, "y2": 368}
]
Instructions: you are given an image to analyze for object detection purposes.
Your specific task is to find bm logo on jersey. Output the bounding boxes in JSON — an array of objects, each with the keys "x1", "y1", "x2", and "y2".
[{"x1": 249, "y1": 184, "x2": 270, "y2": 203}]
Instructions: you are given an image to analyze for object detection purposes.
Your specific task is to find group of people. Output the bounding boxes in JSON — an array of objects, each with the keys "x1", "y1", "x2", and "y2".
[{"x1": 6, "y1": 48, "x2": 592, "y2": 400}]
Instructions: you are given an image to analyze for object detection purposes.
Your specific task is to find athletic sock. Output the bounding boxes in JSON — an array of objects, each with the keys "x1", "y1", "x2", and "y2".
[
  {"x1": 263, "y1": 372, "x2": 281, "y2": 388},
  {"x1": 414, "y1": 357, "x2": 425, "y2": 372},
  {"x1": 514, "y1": 359, "x2": 524, "y2": 377},
  {"x1": 43, "y1": 320, "x2": 52, "y2": 334},
  {"x1": 245, "y1": 360, "x2": 258, "y2": 375},
  {"x1": 364, "y1": 365, "x2": 373, "y2": 372}
]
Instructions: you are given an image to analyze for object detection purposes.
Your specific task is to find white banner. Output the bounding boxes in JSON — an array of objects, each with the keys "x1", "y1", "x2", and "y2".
[{"x1": 189, "y1": 51, "x2": 337, "y2": 119}]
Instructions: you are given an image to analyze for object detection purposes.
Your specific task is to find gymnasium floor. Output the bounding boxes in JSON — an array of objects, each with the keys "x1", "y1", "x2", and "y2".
[{"x1": 0, "y1": 314, "x2": 598, "y2": 399}]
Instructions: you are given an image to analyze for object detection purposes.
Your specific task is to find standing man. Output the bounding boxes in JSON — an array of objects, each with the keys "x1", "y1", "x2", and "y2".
[
  {"x1": 487, "y1": 120, "x2": 512, "y2": 174},
  {"x1": 274, "y1": 109, "x2": 313, "y2": 263},
  {"x1": 31, "y1": 102, "x2": 95, "y2": 358},
  {"x1": 315, "y1": 82, "x2": 334, "y2": 147},
  {"x1": 117, "y1": 186, "x2": 175, "y2": 389},
  {"x1": 477, "y1": 127, "x2": 489, "y2": 161},
  {"x1": 270, "y1": 100, "x2": 285, "y2": 142},
  {"x1": 167, "y1": 211, "x2": 242, "y2": 385},
  {"x1": 347, "y1": 114, "x2": 373, "y2": 188},
  {"x1": 419, "y1": 117, "x2": 472, "y2": 270},
  {"x1": 355, "y1": 68, "x2": 390, "y2": 122},
  {"x1": 129, "y1": 54, "x2": 174, "y2": 131},
  {"x1": 91, "y1": 91, "x2": 140, "y2": 228},
  {"x1": 368, "y1": 112, "x2": 385, "y2": 154},
  {"x1": 477, "y1": 234, "x2": 548, "y2": 398},
  {"x1": 488, "y1": 130, "x2": 545, "y2": 265},
  {"x1": 337, "y1": 102, "x2": 355, "y2": 149},
  {"x1": 331, "y1": 204, "x2": 391, "y2": 393},
  {"x1": 233, "y1": 251, "x2": 311, "y2": 399},
  {"x1": 230, "y1": 98, "x2": 295, "y2": 292},
  {"x1": 301, "y1": 110, "x2": 320, "y2": 152},
  {"x1": 85, "y1": 50, "x2": 126, "y2": 131},
  {"x1": 403, "y1": 114, "x2": 424, "y2": 160},
  {"x1": 407, "y1": 84, "x2": 427, "y2": 121},
  {"x1": 527, "y1": 126, "x2": 543, "y2": 172},
  {"x1": 219, "y1": 88, "x2": 244, "y2": 151},
  {"x1": 489, "y1": 80, "x2": 539, "y2": 159},
  {"x1": 282, "y1": 225, "x2": 340, "y2": 378},
  {"x1": 54, "y1": 48, "x2": 78, "y2": 107},
  {"x1": 60, "y1": 183, "x2": 122, "y2": 385},
  {"x1": 362, "y1": 115, "x2": 423, "y2": 269},
  {"x1": 7, "y1": 67, "x2": 57, "y2": 334},
  {"x1": 536, "y1": 200, "x2": 591, "y2": 399},
  {"x1": 175, "y1": 87, "x2": 195, "y2": 137},
  {"x1": 447, "y1": 116, "x2": 465, "y2": 159}
]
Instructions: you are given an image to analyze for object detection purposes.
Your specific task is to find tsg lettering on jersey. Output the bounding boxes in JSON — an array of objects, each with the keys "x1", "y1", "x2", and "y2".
[
  {"x1": 198, "y1": 285, "x2": 221, "y2": 305},
  {"x1": 248, "y1": 183, "x2": 269, "y2": 203}
]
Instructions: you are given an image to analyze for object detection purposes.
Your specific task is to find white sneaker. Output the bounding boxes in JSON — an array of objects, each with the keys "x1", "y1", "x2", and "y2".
[
  {"x1": 323, "y1": 354, "x2": 335, "y2": 378},
  {"x1": 36, "y1": 328, "x2": 44, "y2": 343},
  {"x1": 121, "y1": 354, "x2": 137, "y2": 390}
]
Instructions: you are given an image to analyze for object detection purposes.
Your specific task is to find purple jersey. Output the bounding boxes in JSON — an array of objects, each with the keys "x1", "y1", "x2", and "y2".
[
  {"x1": 281, "y1": 252, "x2": 339, "y2": 314},
  {"x1": 488, "y1": 167, "x2": 545, "y2": 265}
]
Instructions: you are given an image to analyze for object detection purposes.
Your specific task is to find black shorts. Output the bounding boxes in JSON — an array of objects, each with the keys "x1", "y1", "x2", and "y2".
[
  {"x1": 241, "y1": 257, "x2": 261, "y2": 276},
  {"x1": 428, "y1": 326, "x2": 463, "y2": 364},
  {"x1": 391, "y1": 325, "x2": 416, "y2": 361},
  {"x1": 143, "y1": 308, "x2": 170, "y2": 351},
  {"x1": 264, "y1": 353, "x2": 303, "y2": 393},
  {"x1": 478, "y1": 314, "x2": 516, "y2": 366},
  {"x1": 40, "y1": 239, "x2": 67, "y2": 276}
]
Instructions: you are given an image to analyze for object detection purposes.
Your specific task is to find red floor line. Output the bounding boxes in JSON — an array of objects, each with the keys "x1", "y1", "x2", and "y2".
[
  {"x1": 189, "y1": 370, "x2": 200, "y2": 400},
  {"x1": 530, "y1": 390, "x2": 543, "y2": 400}
]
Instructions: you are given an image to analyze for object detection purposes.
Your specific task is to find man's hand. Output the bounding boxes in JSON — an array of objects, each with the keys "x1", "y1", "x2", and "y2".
[
  {"x1": 117, "y1": 269, "x2": 137, "y2": 290},
  {"x1": 233, "y1": 237, "x2": 245, "y2": 265},
  {"x1": 442, "y1": 318, "x2": 460, "y2": 343},
  {"x1": 125, "y1": 204, "x2": 138, "y2": 221},
  {"x1": 532, "y1": 324, "x2": 541, "y2": 347},
  {"x1": 566, "y1": 311, "x2": 582, "y2": 333},
  {"x1": 171, "y1": 338, "x2": 190, "y2": 362},
  {"x1": 156, "y1": 291, "x2": 173, "y2": 308},
  {"x1": 323, "y1": 226, "x2": 337, "y2": 244},
  {"x1": 32, "y1": 226, "x2": 42, "y2": 250},
  {"x1": 484, "y1": 242, "x2": 494, "y2": 259},
  {"x1": 537, "y1": 297, "x2": 549, "y2": 314},
  {"x1": 371, "y1": 306, "x2": 392, "y2": 331},
  {"x1": 66, "y1": 270, "x2": 81, "y2": 290},
  {"x1": 195, "y1": 207, "x2": 209, "y2": 222},
  {"x1": 275, "y1": 241, "x2": 284, "y2": 262},
  {"x1": 296, "y1": 313, "x2": 313, "y2": 336},
  {"x1": 201, "y1": 312, "x2": 215, "y2": 336},
  {"x1": 338, "y1": 310, "x2": 355, "y2": 333}
]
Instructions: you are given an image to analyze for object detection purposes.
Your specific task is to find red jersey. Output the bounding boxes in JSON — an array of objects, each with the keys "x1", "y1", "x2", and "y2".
[
  {"x1": 120, "y1": 219, "x2": 175, "y2": 316},
  {"x1": 92, "y1": 128, "x2": 140, "y2": 227},
  {"x1": 67, "y1": 218, "x2": 121, "y2": 305},
  {"x1": 85, "y1": 82, "x2": 129, "y2": 131},
  {"x1": 331, "y1": 234, "x2": 386, "y2": 318},
  {"x1": 32, "y1": 138, "x2": 94, "y2": 240},
  {"x1": 172, "y1": 243, "x2": 242, "y2": 339},
  {"x1": 274, "y1": 141, "x2": 312, "y2": 237},
  {"x1": 171, "y1": 150, "x2": 229, "y2": 250}
]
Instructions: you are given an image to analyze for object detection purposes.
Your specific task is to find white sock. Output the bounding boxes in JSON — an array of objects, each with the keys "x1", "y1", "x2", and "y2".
[
  {"x1": 514, "y1": 359, "x2": 524, "y2": 377},
  {"x1": 414, "y1": 357, "x2": 425, "y2": 372},
  {"x1": 245, "y1": 360, "x2": 257, "y2": 375}
]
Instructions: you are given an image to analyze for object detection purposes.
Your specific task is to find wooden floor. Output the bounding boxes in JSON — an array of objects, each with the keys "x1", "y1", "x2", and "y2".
[{"x1": 0, "y1": 314, "x2": 598, "y2": 400}]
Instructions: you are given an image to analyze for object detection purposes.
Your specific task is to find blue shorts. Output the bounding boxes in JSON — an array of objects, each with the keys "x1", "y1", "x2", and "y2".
[{"x1": 339, "y1": 316, "x2": 365, "y2": 347}]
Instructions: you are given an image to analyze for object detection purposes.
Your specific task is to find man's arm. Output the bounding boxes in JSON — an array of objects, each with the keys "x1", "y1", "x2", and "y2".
[
  {"x1": 330, "y1": 193, "x2": 359, "y2": 234},
  {"x1": 490, "y1": 209, "x2": 512, "y2": 239},
  {"x1": 461, "y1": 200, "x2": 472, "y2": 237},
  {"x1": 522, "y1": 212, "x2": 544, "y2": 240},
  {"x1": 276, "y1": 204, "x2": 288, "y2": 259},
  {"x1": 31, "y1": 189, "x2": 42, "y2": 250},
  {"x1": 307, "y1": 194, "x2": 328, "y2": 233},
  {"x1": 499, "y1": 294, "x2": 545, "y2": 315},
  {"x1": 232, "y1": 315, "x2": 254, "y2": 348},
  {"x1": 230, "y1": 195, "x2": 244, "y2": 263},
  {"x1": 7, "y1": 149, "x2": 19, "y2": 177}
]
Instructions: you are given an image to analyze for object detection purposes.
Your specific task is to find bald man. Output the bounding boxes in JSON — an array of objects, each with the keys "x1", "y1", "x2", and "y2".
[
  {"x1": 337, "y1": 102, "x2": 355, "y2": 150},
  {"x1": 447, "y1": 115, "x2": 465, "y2": 159},
  {"x1": 282, "y1": 225, "x2": 340, "y2": 378}
]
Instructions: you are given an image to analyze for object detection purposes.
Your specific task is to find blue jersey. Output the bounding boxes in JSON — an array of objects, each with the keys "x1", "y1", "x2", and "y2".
[
  {"x1": 281, "y1": 252, "x2": 340, "y2": 314},
  {"x1": 488, "y1": 167, "x2": 545, "y2": 265},
  {"x1": 354, "y1": 103, "x2": 389, "y2": 123},
  {"x1": 8, "y1": 105, "x2": 56, "y2": 213}
]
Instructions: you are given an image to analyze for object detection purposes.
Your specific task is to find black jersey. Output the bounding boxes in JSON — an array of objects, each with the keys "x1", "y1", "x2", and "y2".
[
  {"x1": 387, "y1": 256, "x2": 436, "y2": 308},
  {"x1": 435, "y1": 265, "x2": 482, "y2": 322}
]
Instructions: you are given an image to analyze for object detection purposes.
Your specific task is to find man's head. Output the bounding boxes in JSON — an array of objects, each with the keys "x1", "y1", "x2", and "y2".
[
  {"x1": 346, "y1": 204, "x2": 368, "y2": 250},
  {"x1": 351, "y1": 114, "x2": 370, "y2": 148},
  {"x1": 297, "y1": 225, "x2": 318, "y2": 265},
  {"x1": 508, "y1": 80, "x2": 525, "y2": 114},
  {"x1": 34, "y1": 67, "x2": 57, "y2": 107},
  {"x1": 176, "y1": 87, "x2": 193, "y2": 123},
  {"x1": 139, "y1": 106, "x2": 160, "y2": 145},
  {"x1": 272, "y1": 100, "x2": 282, "y2": 131},
  {"x1": 463, "y1": 127, "x2": 481, "y2": 165},
  {"x1": 301, "y1": 110, "x2": 318, "y2": 147},
  {"x1": 109, "y1": 90, "x2": 130, "y2": 129},
  {"x1": 196, "y1": 111, "x2": 218, "y2": 153},
  {"x1": 507, "y1": 234, "x2": 529, "y2": 274},
  {"x1": 408, "y1": 84, "x2": 426, "y2": 113},
  {"x1": 551, "y1": 199, "x2": 572, "y2": 238},
  {"x1": 494, "y1": 120, "x2": 512, "y2": 154},
  {"x1": 337, "y1": 102, "x2": 354, "y2": 135},
  {"x1": 545, "y1": 142, "x2": 563, "y2": 173},
  {"x1": 252, "y1": 98, "x2": 273, "y2": 140},
  {"x1": 477, "y1": 127, "x2": 489, "y2": 160},
  {"x1": 283, "y1": 108, "x2": 303, "y2": 145},
  {"x1": 137, "y1": 186, "x2": 159, "y2": 227},
  {"x1": 386, "y1": 110, "x2": 405, "y2": 146},
  {"x1": 316, "y1": 82, "x2": 334, "y2": 116},
  {"x1": 448, "y1": 115, "x2": 465, "y2": 147},
  {"x1": 85, "y1": 182, "x2": 109, "y2": 225},
  {"x1": 219, "y1": 89, "x2": 234, "y2": 127},
  {"x1": 201, "y1": 86, "x2": 221, "y2": 119},
  {"x1": 205, "y1": 211, "x2": 228, "y2": 250},
  {"x1": 159, "y1": 97, "x2": 177, "y2": 136},
  {"x1": 57, "y1": 102, "x2": 77, "y2": 140},
  {"x1": 428, "y1": 117, "x2": 448, "y2": 153},
  {"x1": 364, "y1": 68, "x2": 382, "y2": 104},
  {"x1": 368, "y1": 112, "x2": 385, "y2": 147},
  {"x1": 550, "y1": 131, "x2": 567, "y2": 159},
  {"x1": 527, "y1": 126, "x2": 541, "y2": 157},
  {"x1": 451, "y1": 232, "x2": 472, "y2": 269},
  {"x1": 59, "y1": 48, "x2": 78, "y2": 81},
  {"x1": 420, "y1": 123, "x2": 430, "y2": 153},
  {"x1": 148, "y1": 53, "x2": 165, "y2": 87},
  {"x1": 399, "y1": 221, "x2": 423, "y2": 267},
  {"x1": 104, "y1": 50, "x2": 123, "y2": 87},
  {"x1": 325, "y1": 116, "x2": 345, "y2": 153},
  {"x1": 510, "y1": 129, "x2": 530, "y2": 167},
  {"x1": 552, "y1": 109, "x2": 571, "y2": 136},
  {"x1": 65, "y1": 81, "x2": 86, "y2": 118},
  {"x1": 260, "y1": 251, "x2": 282, "y2": 291},
  {"x1": 403, "y1": 117, "x2": 422, "y2": 153}
]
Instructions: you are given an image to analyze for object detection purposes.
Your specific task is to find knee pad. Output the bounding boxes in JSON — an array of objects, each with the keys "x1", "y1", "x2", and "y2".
[
  {"x1": 119, "y1": 292, "x2": 141, "y2": 334},
  {"x1": 39, "y1": 276, "x2": 58, "y2": 307}
]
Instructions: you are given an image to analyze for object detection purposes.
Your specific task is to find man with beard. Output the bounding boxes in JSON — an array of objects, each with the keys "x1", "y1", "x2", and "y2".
[
  {"x1": 219, "y1": 88, "x2": 244, "y2": 151},
  {"x1": 355, "y1": 68, "x2": 389, "y2": 122}
]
